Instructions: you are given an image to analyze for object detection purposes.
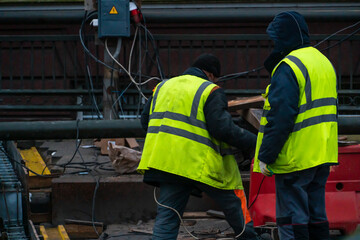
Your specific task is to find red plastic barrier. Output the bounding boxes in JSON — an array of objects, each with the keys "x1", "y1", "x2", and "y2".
[{"x1": 249, "y1": 144, "x2": 360, "y2": 235}]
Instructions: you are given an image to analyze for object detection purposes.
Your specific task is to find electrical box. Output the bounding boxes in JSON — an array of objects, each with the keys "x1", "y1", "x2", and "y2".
[{"x1": 98, "y1": 0, "x2": 130, "y2": 38}]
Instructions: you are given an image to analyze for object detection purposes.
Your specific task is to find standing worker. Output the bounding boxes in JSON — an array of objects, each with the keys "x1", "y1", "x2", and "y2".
[
  {"x1": 253, "y1": 11, "x2": 338, "y2": 240},
  {"x1": 138, "y1": 54, "x2": 268, "y2": 240}
]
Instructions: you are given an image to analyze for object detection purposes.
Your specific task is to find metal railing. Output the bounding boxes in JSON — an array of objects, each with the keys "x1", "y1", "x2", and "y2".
[{"x1": 0, "y1": 33, "x2": 359, "y2": 120}]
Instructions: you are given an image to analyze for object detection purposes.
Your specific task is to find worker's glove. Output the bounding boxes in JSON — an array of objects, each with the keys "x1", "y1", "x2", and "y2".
[{"x1": 259, "y1": 161, "x2": 274, "y2": 177}]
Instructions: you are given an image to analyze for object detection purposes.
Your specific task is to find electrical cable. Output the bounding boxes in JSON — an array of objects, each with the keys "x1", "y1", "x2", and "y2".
[
  {"x1": 320, "y1": 26, "x2": 360, "y2": 52},
  {"x1": 92, "y1": 176, "x2": 101, "y2": 237},
  {"x1": 86, "y1": 65, "x2": 102, "y2": 119},
  {"x1": 137, "y1": 26, "x2": 143, "y2": 117},
  {"x1": 129, "y1": 27, "x2": 139, "y2": 78},
  {"x1": 153, "y1": 187, "x2": 199, "y2": 240},
  {"x1": 104, "y1": 33, "x2": 162, "y2": 89},
  {"x1": 83, "y1": 11, "x2": 101, "y2": 119},
  {"x1": 79, "y1": 11, "x2": 123, "y2": 73},
  {"x1": 80, "y1": 14, "x2": 161, "y2": 85},
  {"x1": 314, "y1": 20, "x2": 360, "y2": 48},
  {"x1": 153, "y1": 187, "x2": 247, "y2": 240},
  {"x1": 61, "y1": 119, "x2": 82, "y2": 172},
  {"x1": 217, "y1": 21, "x2": 360, "y2": 84},
  {"x1": 234, "y1": 193, "x2": 247, "y2": 239},
  {"x1": 109, "y1": 60, "x2": 120, "y2": 119},
  {"x1": 140, "y1": 24, "x2": 165, "y2": 80},
  {"x1": 38, "y1": 120, "x2": 82, "y2": 175},
  {"x1": 217, "y1": 66, "x2": 264, "y2": 83},
  {"x1": 109, "y1": 38, "x2": 123, "y2": 119},
  {"x1": 105, "y1": 37, "x2": 148, "y2": 100},
  {"x1": 112, "y1": 82, "x2": 133, "y2": 119},
  {"x1": 247, "y1": 176, "x2": 266, "y2": 210},
  {"x1": 82, "y1": 10, "x2": 102, "y2": 120}
]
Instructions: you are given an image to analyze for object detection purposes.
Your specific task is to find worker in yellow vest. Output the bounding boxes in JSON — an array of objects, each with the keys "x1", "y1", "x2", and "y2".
[
  {"x1": 253, "y1": 11, "x2": 338, "y2": 240},
  {"x1": 138, "y1": 54, "x2": 270, "y2": 240}
]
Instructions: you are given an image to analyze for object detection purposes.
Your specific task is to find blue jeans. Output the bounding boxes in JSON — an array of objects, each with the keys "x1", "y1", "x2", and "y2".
[
  {"x1": 152, "y1": 182, "x2": 258, "y2": 240},
  {"x1": 275, "y1": 165, "x2": 330, "y2": 240}
]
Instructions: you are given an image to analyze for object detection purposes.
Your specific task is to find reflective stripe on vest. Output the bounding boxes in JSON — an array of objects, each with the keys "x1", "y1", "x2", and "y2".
[
  {"x1": 138, "y1": 75, "x2": 243, "y2": 190},
  {"x1": 259, "y1": 55, "x2": 337, "y2": 134},
  {"x1": 150, "y1": 81, "x2": 232, "y2": 156},
  {"x1": 254, "y1": 47, "x2": 338, "y2": 174}
]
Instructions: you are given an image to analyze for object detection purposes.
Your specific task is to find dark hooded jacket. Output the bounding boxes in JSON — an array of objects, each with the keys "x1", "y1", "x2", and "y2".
[
  {"x1": 258, "y1": 11, "x2": 311, "y2": 165},
  {"x1": 141, "y1": 67, "x2": 256, "y2": 185}
]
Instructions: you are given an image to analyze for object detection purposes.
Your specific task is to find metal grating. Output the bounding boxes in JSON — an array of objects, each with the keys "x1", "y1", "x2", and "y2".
[
  {"x1": 0, "y1": 34, "x2": 359, "y2": 119},
  {"x1": 0, "y1": 142, "x2": 27, "y2": 240}
]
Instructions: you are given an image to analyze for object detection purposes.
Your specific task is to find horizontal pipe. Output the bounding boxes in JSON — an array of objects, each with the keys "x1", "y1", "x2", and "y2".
[
  {"x1": 1, "y1": 105, "x2": 358, "y2": 112},
  {"x1": 0, "y1": 3, "x2": 359, "y2": 23},
  {"x1": 1, "y1": 89, "x2": 358, "y2": 96},
  {"x1": 0, "y1": 115, "x2": 359, "y2": 140},
  {"x1": 0, "y1": 120, "x2": 146, "y2": 140},
  {"x1": 0, "y1": 105, "x2": 99, "y2": 111},
  {"x1": 337, "y1": 115, "x2": 360, "y2": 135},
  {"x1": 0, "y1": 89, "x2": 102, "y2": 95}
]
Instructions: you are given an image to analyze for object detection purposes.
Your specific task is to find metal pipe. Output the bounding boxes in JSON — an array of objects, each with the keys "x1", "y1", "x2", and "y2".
[
  {"x1": 337, "y1": 115, "x2": 360, "y2": 135},
  {"x1": 1, "y1": 89, "x2": 358, "y2": 96},
  {"x1": 0, "y1": 89, "x2": 102, "y2": 95},
  {"x1": 0, "y1": 120, "x2": 146, "y2": 140},
  {"x1": 0, "y1": 3, "x2": 359, "y2": 23},
  {"x1": 0, "y1": 116, "x2": 359, "y2": 140}
]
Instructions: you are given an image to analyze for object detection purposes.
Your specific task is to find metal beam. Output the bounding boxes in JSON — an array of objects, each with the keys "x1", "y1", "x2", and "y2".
[
  {"x1": 0, "y1": 3, "x2": 359, "y2": 23},
  {"x1": 0, "y1": 116, "x2": 359, "y2": 140}
]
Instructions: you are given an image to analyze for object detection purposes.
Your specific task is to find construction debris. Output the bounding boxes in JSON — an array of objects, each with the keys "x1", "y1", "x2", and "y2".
[{"x1": 108, "y1": 143, "x2": 141, "y2": 174}]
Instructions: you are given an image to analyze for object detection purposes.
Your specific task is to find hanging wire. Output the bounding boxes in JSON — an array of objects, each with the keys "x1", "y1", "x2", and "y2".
[{"x1": 314, "y1": 20, "x2": 360, "y2": 48}]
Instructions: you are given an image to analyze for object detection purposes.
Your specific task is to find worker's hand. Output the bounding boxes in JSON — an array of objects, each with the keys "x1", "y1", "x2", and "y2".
[{"x1": 259, "y1": 161, "x2": 274, "y2": 177}]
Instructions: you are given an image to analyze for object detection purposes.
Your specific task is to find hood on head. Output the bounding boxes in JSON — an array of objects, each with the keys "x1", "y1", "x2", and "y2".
[
  {"x1": 264, "y1": 11, "x2": 310, "y2": 73},
  {"x1": 267, "y1": 11, "x2": 310, "y2": 53}
]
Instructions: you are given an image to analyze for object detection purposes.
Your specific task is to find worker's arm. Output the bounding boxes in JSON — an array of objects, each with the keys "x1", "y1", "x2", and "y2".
[
  {"x1": 258, "y1": 63, "x2": 299, "y2": 165},
  {"x1": 140, "y1": 96, "x2": 152, "y2": 131},
  {"x1": 204, "y1": 87, "x2": 257, "y2": 151}
]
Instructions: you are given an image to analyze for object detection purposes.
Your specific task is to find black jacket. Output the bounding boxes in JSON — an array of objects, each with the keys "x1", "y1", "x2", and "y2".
[
  {"x1": 141, "y1": 67, "x2": 257, "y2": 185},
  {"x1": 259, "y1": 11, "x2": 310, "y2": 164}
]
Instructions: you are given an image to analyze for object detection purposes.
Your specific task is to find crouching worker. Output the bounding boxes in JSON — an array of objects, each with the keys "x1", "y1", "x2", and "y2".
[{"x1": 138, "y1": 53, "x2": 269, "y2": 240}]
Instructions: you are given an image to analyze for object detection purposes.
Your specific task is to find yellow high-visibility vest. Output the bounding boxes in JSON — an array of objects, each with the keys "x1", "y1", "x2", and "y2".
[
  {"x1": 254, "y1": 47, "x2": 338, "y2": 174},
  {"x1": 138, "y1": 75, "x2": 243, "y2": 190}
]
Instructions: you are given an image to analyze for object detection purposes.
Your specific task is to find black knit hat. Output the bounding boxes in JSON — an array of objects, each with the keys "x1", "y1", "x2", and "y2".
[{"x1": 192, "y1": 53, "x2": 221, "y2": 77}]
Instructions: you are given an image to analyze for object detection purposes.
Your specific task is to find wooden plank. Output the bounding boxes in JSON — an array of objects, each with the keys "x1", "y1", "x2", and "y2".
[
  {"x1": 125, "y1": 138, "x2": 140, "y2": 149},
  {"x1": 130, "y1": 228, "x2": 153, "y2": 235},
  {"x1": 206, "y1": 210, "x2": 225, "y2": 219},
  {"x1": 20, "y1": 147, "x2": 51, "y2": 176},
  {"x1": 28, "y1": 176, "x2": 53, "y2": 189},
  {"x1": 19, "y1": 147, "x2": 52, "y2": 188},
  {"x1": 65, "y1": 224, "x2": 103, "y2": 239},
  {"x1": 40, "y1": 225, "x2": 69, "y2": 240},
  {"x1": 182, "y1": 211, "x2": 213, "y2": 219},
  {"x1": 237, "y1": 108, "x2": 263, "y2": 130},
  {"x1": 57, "y1": 225, "x2": 70, "y2": 240},
  {"x1": 228, "y1": 95, "x2": 264, "y2": 111},
  {"x1": 39, "y1": 225, "x2": 49, "y2": 240},
  {"x1": 64, "y1": 219, "x2": 103, "y2": 227},
  {"x1": 64, "y1": 219, "x2": 103, "y2": 239},
  {"x1": 29, "y1": 188, "x2": 52, "y2": 193}
]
